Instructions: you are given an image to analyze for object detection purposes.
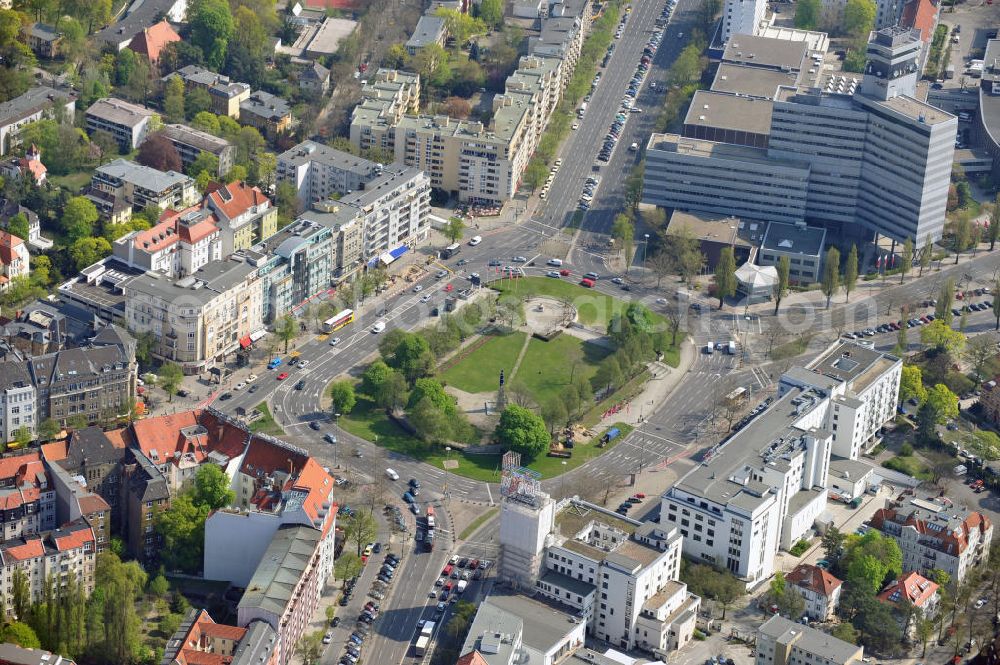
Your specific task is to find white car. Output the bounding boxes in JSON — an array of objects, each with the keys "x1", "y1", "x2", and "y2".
[
  {"x1": 420, "y1": 295, "x2": 431, "y2": 303},
  {"x1": 555, "y1": 158, "x2": 563, "y2": 167},
  {"x1": 297, "y1": 360, "x2": 309, "y2": 368},
  {"x1": 246, "y1": 374, "x2": 258, "y2": 382},
  {"x1": 372, "y1": 321, "x2": 386, "y2": 334},
  {"x1": 329, "y1": 337, "x2": 341, "y2": 346},
  {"x1": 571, "y1": 122, "x2": 579, "y2": 130},
  {"x1": 234, "y1": 382, "x2": 246, "y2": 391},
  {"x1": 413, "y1": 284, "x2": 423, "y2": 292}
]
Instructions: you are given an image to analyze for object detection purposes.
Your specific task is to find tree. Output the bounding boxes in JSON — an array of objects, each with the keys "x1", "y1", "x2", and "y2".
[
  {"x1": 362, "y1": 361, "x2": 407, "y2": 411},
  {"x1": 840, "y1": 244, "x2": 858, "y2": 301},
  {"x1": 191, "y1": 464, "x2": 235, "y2": 509},
  {"x1": 965, "y1": 334, "x2": 996, "y2": 387},
  {"x1": 383, "y1": 43, "x2": 408, "y2": 69},
  {"x1": 137, "y1": 133, "x2": 184, "y2": 173},
  {"x1": 924, "y1": 383, "x2": 959, "y2": 424},
  {"x1": 843, "y1": 0, "x2": 875, "y2": 38},
  {"x1": 155, "y1": 494, "x2": 210, "y2": 573},
  {"x1": 62, "y1": 196, "x2": 99, "y2": 243},
  {"x1": 382, "y1": 332, "x2": 435, "y2": 383},
  {"x1": 296, "y1": 630, "x2": 324, "y2": 665},
  {"x1": 69, "y1": 237, "x2": 112, "y2": 270},
  {"x1": 821, "y1": 526, "x2": 845, "y2": 563},
  {"x1": 148, "y1": 574, "x2": 170, "y2": 596},
  {"x1": 5, "y1": 213, "x2": 29, "y2": 243},
  {"x1": 187, "y1": 151, "x2": 219, "y2": 179},
  {"x1": 955, "y1": 216, "x2": 972, "y2": 263},
  {"x1": 334, "y1": 552, "x2": 363, "y2": 584},
  {"x1": 821, "y1": 246, "x2": 840, "y2": 308},
  {"x1": 523, "y1": 159, "x2": 548, "y2": 190},
  {"x1": 191, "y1": 0, "x2": 234, "y2": 69},
  {"x1": 664, "y1": 224, "x2": 705, "y2": 283},
  {"x1": 714, "y1": 247, "x2": 737, "y2": 308},
  {"x1": 444, "y1": 216, "x2": 465, "y2": 243},
  {"x1": 158, "y1": 362, "x2": 184, "y2": 402},
  {"x1": 794, "y1": 0, "x2": 820, "y2": 28},
  {"x1": 495, "y1": 405, "x2": 550, "y2": 459},
  {"x1": 276, "y1": 314, "x2": 298, "y2": 353},
  {"x1": 919, "y1": 234, "x2": 933, "y2": 276},
  {"x1": 936, "y1": 278, "x2": 955, "y2": 325},
  {"x1": 343, "y1": 510, "x2": 377, "y2": 557},
  {"x1": 842, "y1": 530, "x2": 903, "y2": 594},
  {"x1": 990, "y1": 195, "x2": 1000, "y2": 251},
  {"x1": 611, "y1": 213, "x2": 635, "y2": 267},
  {"x1": 899, "y1": 365, "x2": 927, "y2": 405},
  {"x1": 409, "y1": 396, "x2": 454, "y2": 443},
  {"x1": 442, "y1": 96, "x2": 472, "y2": 119},
  {"x1": 713, "y1": 573, "x2": 744, "y2": 619},
  {"x1": 831, "y1": 622, "x2": 859, "y2": 645},
  {"x1": 328, "y1": 380, "x2": 356, "y2": 416},
  {"x1": 773, "y1": 255, "x2": 790, "y2": 315},
  {"x1": 434, "y1": 8, "x2": 486, "y2": 44},
  {"x1": 12, "y1": 426, "x2": 30, "y2": 449},
  {"x1": 900, "y1": 237, "x2": 914, "y2": 283},
  {"x1": 920, "y1": 319, "x2": 965, "y2": 355},
  {"x1": 11, "y1": 567, "x2": 28, "y2": 620},
  {"x1": 1, "y1": 621, "x2": 40, "y2": 648},
  {"x1": 479, "y1": 0, "x2": 503, "y2": 27},
  {"x1": 37, "y1": 418, "x2": 60, "y2": 442},
  {"x1": 163, "y1": 75, "x2": 185, "y2": 122}
]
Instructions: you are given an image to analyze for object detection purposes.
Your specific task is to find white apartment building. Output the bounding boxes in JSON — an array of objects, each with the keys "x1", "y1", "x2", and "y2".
[
  {"x1": 869, "y1": 494, "x2": 993, "y2": 585},
  {"x1": 661, "y1": 341, "x2": 901, "y2": 586},
  {"x1": 0, "y1": 86, "x2": 76, "y2": 157},
  {"x1": 499, "y1": 493, "x2": 700, "y2": 654},
  {"x1": 721, "y1": 0, "x2": 766, "y2": 44},
  {"x1": 460, "y1": 592, "x2": 586, "y2": 665},
  {"x1": 338, "y1": 165, "x2": 431, "y2": 259},
  {"x1": 756, "y1": 615, "x2": 864, "y2": 665},
  {"x1": 123, "y1": 256, "x2": 264, "y2": 373},
  {"x1": 0, "y1": 364, "x2": 36, "y2": 443},
  {"x1": 84, "y1": 98, "x2": 157, "y2": 151},
  {"x1": 643, "y1": 29, "x2": 957, "y2": 245},
  {"x1": 276, "y1": 141, "x2": 381, "y2": 206},
  {"x1": 0, "y1": 520, "x2": 96, "y2": 609},
  {"x1": 112, "y1": 208, "x2": 222, "y2": 278},
  {"x1": 92, "y1": 159, "x2": 199, "y2": 213}
]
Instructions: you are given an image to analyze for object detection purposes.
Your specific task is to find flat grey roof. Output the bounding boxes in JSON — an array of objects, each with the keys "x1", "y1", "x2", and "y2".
[
  {"x1": 829, "y1": 457, "x2": 874, "y2": 482},
  {"x1": 125, "y1": 256, "x2": 256, "y2": 304},
  {"x1": 96, "y1": 159, "x2": 190, "y2": 193},
  {"x1": 86, "y1": 97, "x2": 154, "y2": 126},
  {"x1": 805, "y1": 340, "x2": 899, "y2": 388},
  {"x1": 341, "y1": 165, "x2": 422, "y2": 206},
  {"x1": 307, "y1": 17, "x2": 358, "y2": 55},
  {"x1": 723, "y1": 34, "x2": 809, "y2": 71},
  {"x1": 759, "y1": 615, "x2": 862, "y2": 664},
  {"x1": 240, "y1": 91, "x2": 292, "y2": 121},
  {"x1": 481, "y1": 591, "x2": 581, "y2": 655},
  {"x1": 460, "y1": 600, "x2": 521, "y2": 665},
  {"x1": 761, "y1": 221, "x2": 826, "y2": 257},
  {"x1": 238, "y1": 524, "x2": 320, "y2": 617},
  {"x1": 713, "y1": 63, "x2": 798, "y2": 99},
  {"x1": 0, "y1": 86, "x2": 75, "y2": 126},
  {"x1": 685, "y1": 90, "x2": 774, "y2": 135},
  {"x1": 538, "y1": 569, "x2": 596, "y2": 597},
  {"x1": 407, "y1": 15, "x2": 446, "y2": 49},
  {"x1": 161, "y1": 123, "x2": 231, "y2": 154},
  {"x1": 278, "y1": 140, "x2": 377, "y2": 175}
]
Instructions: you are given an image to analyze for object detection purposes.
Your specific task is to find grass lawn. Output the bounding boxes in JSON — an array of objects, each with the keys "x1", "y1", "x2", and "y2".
[
  {"x1": 771, "y1": 334, "x2": 813, "y2": 361},
  {"x1": 440, "y1": 331, "x2": 527, "y2": 393},
  {"x1": 49, "y1": 171, "x2": 92, "y2": 193},
  {"x1": 515, "y1": 335, "x2": 610, "y2": 405},
  {"x1": 882, "y1": 454, "x2": 931, "y2": 481},
  {"x1": 249, "y1": 402, "x2": 285, "y2": 436},
  {"x1": 493, "y1": 277, "x2": 629, "y2": 328},
  {"x1": 459, "y1": 507, "x2": 499, "y2": 540}
]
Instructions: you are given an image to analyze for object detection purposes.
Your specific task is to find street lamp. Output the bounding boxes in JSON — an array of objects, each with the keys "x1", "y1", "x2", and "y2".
[{"x1": 641, "y1": 234, "x2": 650, "y2": 274}]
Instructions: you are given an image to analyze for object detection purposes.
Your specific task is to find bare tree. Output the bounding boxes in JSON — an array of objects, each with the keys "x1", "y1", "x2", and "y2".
[
  {"x1": 647, "y1": 251, "x2": 674, "y2": 288},
  {"x1": 964, "y1": 334, "x2": 997, "y2": 388}
]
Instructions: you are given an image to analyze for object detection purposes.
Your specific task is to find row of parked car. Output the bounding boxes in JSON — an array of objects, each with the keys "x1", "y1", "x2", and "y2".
[
  {"x1": 333, "y1": 550, "x2": 402, "y2": 665},
  {"x1": 615, "y1": 492, "x2": 647, "y2": 516},
  {"x1": 843, "y1": 300, "x2": 994, "y2": 339}
]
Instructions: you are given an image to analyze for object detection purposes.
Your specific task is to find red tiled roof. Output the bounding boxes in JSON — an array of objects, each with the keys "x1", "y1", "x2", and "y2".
[
  {"x1": 183, "y1": 653, "x2": 232, "y2": 665},
  {"x1": 129, "y1": 410, "x2": 248, "y2": 470},
  {"x1": 206, "y1": 181, "x2": 271, "y2": 221},
  {"x1": 284, "y1": 457, "x2": 335, "y2": 531},
  {"x1": 53, "y1": 525, "x2": 95, "y2": 552},
  {"x1": 40, "y1": 440, "x2": 68, "y2": 462},
  {"x1": 173, "y1": 609, "x2": 245, "y2": 665},
  {"x1": 2, "y1": 538, "x2": 44, "y2": 562},
  {"x1": 0, "y1": 230, "x2": 25, "y2": 267},
  {"x1": 104, "y1": 428, "x2": 131, "y2": 449},
  {"x1": 870, "y1": 506, "x2": 992, "y2": 556},
  {"x1": 240, "y1": 437, "x2": 310, "y2": 478},
  {"x1": 133, "y1": 218, "x2": 181, "y2": 252},
  {"x1": 456, "y1": 652, "x2": 491, "y2": 665},
  {"x1": 879, "y1": 571, "x2": 939, "y2": 607},
  {"x1": 199, "y1": 622, "x2": 247, "y2": 641},
  {"x1": 18, "y1": 155, "x2": 46, "y2": 183},
  {"x1": 899, "y1": 0, "x2": 939, "y2": 43},
  {"x1": 78, "y1": 493, "x2": 110, "y2": 515},
  {"x1": 128, "y1": 20, "x2": 181, "y2": 62},
  {"x1": 786, "y1": 563, "x2": 842, "y2": 597},
  {"x1": 176, "y1": 218, "x2": 218, "y2": 245}
]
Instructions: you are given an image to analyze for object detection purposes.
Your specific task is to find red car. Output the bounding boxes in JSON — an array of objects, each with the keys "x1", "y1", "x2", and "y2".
[
  {"x1": 633, "y1": 493, "x2": 646, "y2": 499},
  {"x1": 559, "y1": 269, "x2": 570, "y2": 276},
  {"x1": 277, "y1": 372, "x2": 289, "y2": 380}
]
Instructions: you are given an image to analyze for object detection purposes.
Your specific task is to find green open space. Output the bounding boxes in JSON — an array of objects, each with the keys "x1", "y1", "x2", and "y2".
[
  {"x1": 249, "y1": 402, "x2": 285, "y2": 436},
  {"x1": 516, "y1": 335, "x2": 610, "y2": 404},
  {"x1": 493, "y1": 277, "x2": 629, "y2": 328},
  {"x1": 440, "y1": 331, "x2": 527, "y2": 393}
]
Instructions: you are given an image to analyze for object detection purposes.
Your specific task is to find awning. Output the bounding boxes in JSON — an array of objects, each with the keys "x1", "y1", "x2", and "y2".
[
  {"x1": 389, "y1": 245, "x2": 409, "y2": 260},
  {"x1": 250, "y1": 329, "x2": 267, "y2": 342},
  {"x1": 379, "y1": 251, "x2": 396, "y2": 265},
  {"x1": 239, "y1": 336, "x2": 252, "y2": 349}
]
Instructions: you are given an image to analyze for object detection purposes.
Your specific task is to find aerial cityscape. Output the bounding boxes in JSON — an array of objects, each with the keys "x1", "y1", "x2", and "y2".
[{"x1": 0, "y1": 0, "x2": 995, "y2": 662}]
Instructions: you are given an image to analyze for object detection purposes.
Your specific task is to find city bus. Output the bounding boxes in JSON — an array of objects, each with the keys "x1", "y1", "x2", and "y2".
[
  {"x1": 441, "y1": 243, "x2": 461, "y2": 259},
  {"x1": 323, "y1": 309, "x2": 355, "y2": 332}
]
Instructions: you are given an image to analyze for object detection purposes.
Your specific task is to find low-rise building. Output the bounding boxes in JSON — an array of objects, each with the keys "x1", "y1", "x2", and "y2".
[
  {"x1": 92, "y1": 0, "x2": 187, "y2": 51},
  {"x1": 978, "y1": 376, "x2": 1000, "y2": 425},
  {"x1": 127, "y1": 20, "x2": 180, "y2": 64},
  {"x1": 756, "y1": 615, "x2": 864, "y2": 665},
  {"x1": 170, "y1": 66, "x2": 251, "y2": 118},
  {"x1": 84, "y1": 98, "x2": 158, "y2": 151},
  {"x1": 0, "y1": 199, "x2": 45, "y2": 250},
  {"x1": 406, "y1": 15, "x2": 447, "y2": 55},
  {"x1": 785, "y1": 563, "x2": 843, "y2": 621},
  {"x1": 239, "y1": 91, "x2": 293, "y2": 140},
  {"x1": 92, "y1": 159, "x2": 198, "y2": 213},
  {"x1": 0, "y1": 230, "x2": 30, "y2": 291},
  {"x1": 868, "y1": 494, "x2": 993, "y2": 585},
  {"x1": 22, "y1": 23, "x2": 62, "y2": 59},
  {"x1": 159, "y1": 124, "x2": 235, "y2": 177},
  {"x1": 0, "y1": 143, "x2": 48, "y2": 186},
  {"x1": 299, "y1": 62, "x2": 331, "y2": 96},
  {"x1": 0, "y1": 86, "x2": 76, "y2": 156},
  {"x1": 162, "y1": 609, "x2": 279, "y2": 665},
  {"x1": 759, "y1": 222, "x2": 827, "y2": 284},
  {"x1": 0, "y1": 643, "x2": 77, "y2": 664},
  {"x1": 878, "y1": 571, "x2": 939, "y2": 638}
]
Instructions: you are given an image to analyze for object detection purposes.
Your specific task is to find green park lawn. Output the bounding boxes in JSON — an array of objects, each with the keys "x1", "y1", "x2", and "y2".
[
  {"x1": 440, "y1": 331, "x2": 527, "y2": 393},
  {"x1": 516, "y1": 335, "x2": 610, "y2": 405},
  {"x1": 493, "y1": 276, "x2": 628, "y2": 328}
]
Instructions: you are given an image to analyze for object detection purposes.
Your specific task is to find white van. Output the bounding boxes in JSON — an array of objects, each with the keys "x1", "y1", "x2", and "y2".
[
  {"x1": 385, "y1": 468, "x2": 399, "y2": 481},
  {"x1": 704, "y1": 343, "x2": 714, "y2": 355},
  {"x1": 727, "y1": 341, "x2": 737, "y2": 355},
  {"x1": 468, "y1": 236, "x2": 482, "y2": 246},
  {"x1": 371, "y1": 321, "x2": 386, "y2": 334},
  {"x1": 547, "y1": 258, "x2": 563, "y2": 267}
]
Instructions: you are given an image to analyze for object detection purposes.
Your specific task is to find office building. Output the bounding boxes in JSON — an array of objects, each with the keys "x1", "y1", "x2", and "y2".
[
  {"x1": 159, "y1": 123, "x2": 235, "y2": 177},
  {"x1": 661, "y1": 341, "x2": 900, "y2": 585},
  {"x1": 169, "y1": 66, "x2": 251, "y2": 118},
  {"x1": 976, "y1": 39, "x2": 1000, "y2": 178},
  {"x1": 720, "y1": 0, "x2": 766, "y2": 44},
  {"x1": 0, "y1": 86, "x2": 76, "y2": 156},
  {"x1": 123, "y1": 256, "x2": 264, "y2": 373},
  {"x1": 84, "y1": 98, "x2": 157, "y2": 151},
  {"x1": 759, "y1": 222, "x2": 827, "y2": 284},
  {"x1": 756, "y1": 615, "x2": 864, "y2": 665},
  {"x1": 868, "y1": 494, "x2": 993, "y2": 585},
  {"x1": 276, "y1": 141, "x2": 381, "y2": 205},
  {"x1": 644, "y1": 29, "x2": 957, "y2": 245},
  {"x1": 498, "y1": 491, "x2": 700, "y2": 654},
  {"x1": 91, "y1": 159, "x2": 199, "y2": 212}
]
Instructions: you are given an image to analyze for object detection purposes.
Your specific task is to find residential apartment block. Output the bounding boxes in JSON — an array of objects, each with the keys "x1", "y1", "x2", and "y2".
[
  {"x1": 276, "y1": 141, "x2": 382, "y2": 205},
  {"x1": 113, "y1": 207, "x2": 222, "y2": 278},
  {"x1": 239, "y1": 91, "x2": 293, "y2": 140},
  {"x1": 92, "y1": 159, "x2": 199, "y2": 213},
  {"x1": 124, "y1": 256, "x2": 264, "y2": 373},
  {"x1": 785, "y1": 563, "x2": 843, "y2": 621},
  {"x1": 877, "y1": 571, "x2": 939, "y2": 638},
  {"x1": 499, "y1": 493, "x2": 701, "y2": 654},
  {"x1": 84, "y1": 98, "x2": 157, "y2": 151},
  {"x1": 643, "y1": 29, "x2": 957, "y2": 245},
  {"x1": 159, "y1": 123, "x2": 236, "y2": 177},
  {"x1": 660, "y1": 341, "x2": 900, "y2": 586},
  {"x1": 349, "y1": 70, "x2": 420, "y2": 150},
  {"x1": 0, "y1": 86, "x2": 76, "y2": 157},
  {"x1": 169, "y1": 66, "x2": 251, "y2": 118},
  {"x1": 0, "y1": 520, "x2": 96, "y2": 608},
  {"x1": 756, "y1": 615, "x2": 864, "y2": 665},
  {"x1": 205, "y1": 181, "x2": 279, "y2": 255},
  {"x1": 339, "y1": 165, "x2": 431, "y2": 260},
  {"x1": 162, "y1": 609, "x2": 278, "y2": 665},
  {"x1": 868, "y1": 493, "x2": 993, "y2": 585}
]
